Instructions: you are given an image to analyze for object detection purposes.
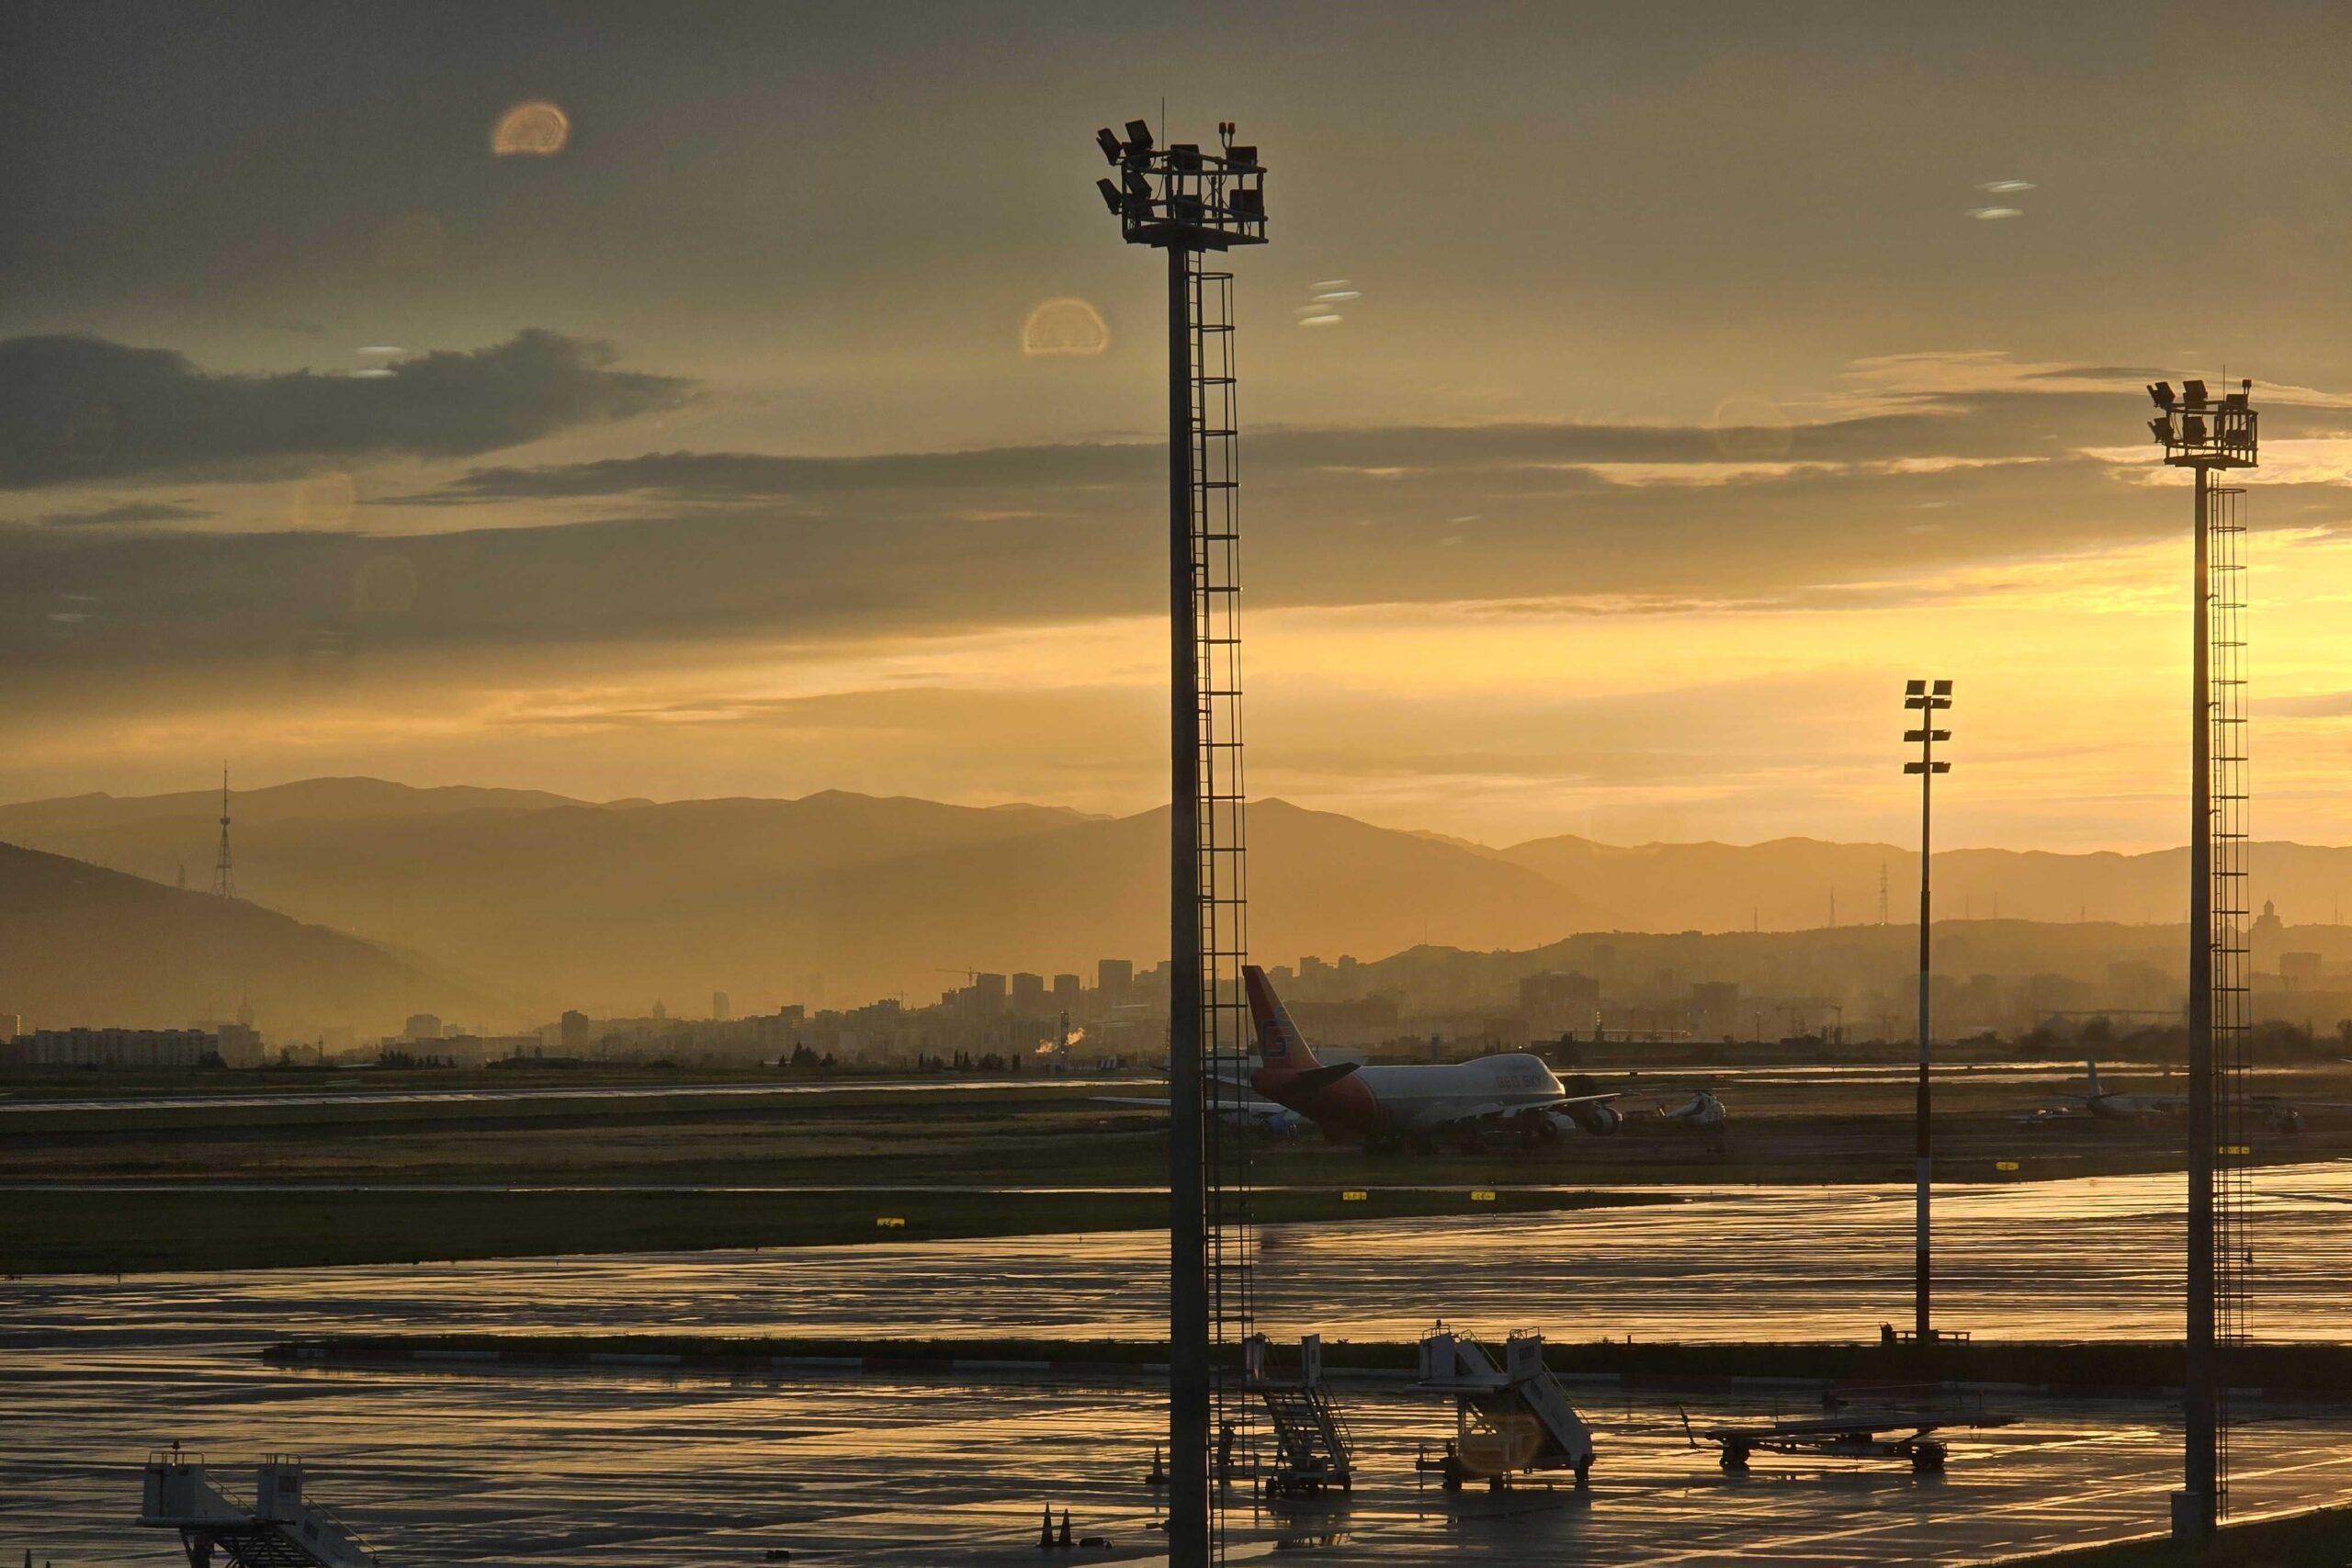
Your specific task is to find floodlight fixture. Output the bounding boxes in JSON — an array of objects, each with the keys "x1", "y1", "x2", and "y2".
[
  {"x1": 1931, "y1": 679, "x2": 1953, "y2": 696},
  {"x1": 2150, "y1": 381, "x2": 2177, "y2": 410},
  {"x1": 2152, "y1": 415, "x2": 2175, "y2": 445},
  {"x1": 1097, "y1": 177, "x2": 1123, "y2": 214},
  {"x1": 2185, "y1": 414, "x2": 2208, "y2": 444},
  {"x1": 1905, "y1": 678, "x2": 1927, "y2": 695},
  {"x1": 2184, "y1": 378, "x2": 2209, "y2": 407},
  {"x1": 1092, "y1": 114, "x2": 1268, "y2": 252}
]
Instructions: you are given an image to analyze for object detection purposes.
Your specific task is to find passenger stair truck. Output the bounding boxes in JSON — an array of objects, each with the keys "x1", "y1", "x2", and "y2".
[
  {"x1": 140, "y1": 1450, "x2": 382, "y2": 1567},
  {"x1": 1414, "y1": 1325, "x2": 1595, "y2": 1489},
  {"x1": 1245, "y1": 1332, "x2": 1355, "y2": 1496}
]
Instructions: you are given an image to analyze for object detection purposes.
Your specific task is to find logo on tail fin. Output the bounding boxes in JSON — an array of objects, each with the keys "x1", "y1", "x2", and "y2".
[{"x1": 1243, "y1": 964, "x2": 1320, "y2": 1070}]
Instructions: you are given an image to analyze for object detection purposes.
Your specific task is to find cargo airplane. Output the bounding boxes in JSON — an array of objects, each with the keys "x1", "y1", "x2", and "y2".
[{"x1": 1245, "y1": 965, "x2": 1627, "y2": 1149}]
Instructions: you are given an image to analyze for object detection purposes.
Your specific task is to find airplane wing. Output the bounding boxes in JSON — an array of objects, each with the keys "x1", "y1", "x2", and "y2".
[
  {"x1": 1091, "y1": 1095, "x2": 1295, "y2": 1126},
  {"x1": 1405, "y1": 1091, "x2": 1616, "y2": 1134}
]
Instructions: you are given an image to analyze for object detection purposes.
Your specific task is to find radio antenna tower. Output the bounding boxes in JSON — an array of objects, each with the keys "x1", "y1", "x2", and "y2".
[
  {"x1": 2145, "y1": 376, "x2": 2258, "y2": 1539},
  {"x1": 212, "y1": 763, "x2": 233, "y2": 899},
  {"x1": 1093, "y1": 115, "x2": 1267, "y2": 1568}
]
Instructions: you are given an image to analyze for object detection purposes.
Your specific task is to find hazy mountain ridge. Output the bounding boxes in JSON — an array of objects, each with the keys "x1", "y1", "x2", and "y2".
[
  {"x1": 0, "y1": 783, "x2": 1597, "y2": 1017},
  {"x1": 0, "y1": 840, "x2": 469, "y2": 1035},
  {"x1": 6, "y1": 778, "x2": 2349, "y2": 1027},
  {"x1": 1497, "y1": 833, "x2": 2352, "y2": 932}
]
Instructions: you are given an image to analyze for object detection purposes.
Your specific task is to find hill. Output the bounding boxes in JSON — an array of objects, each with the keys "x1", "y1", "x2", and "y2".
[
  {"x1": 1498, "y1": 834, "x2": 2352, "y2": 932},
  {"x1": 0, "y1": 783, "x2": 1600, "y2": 1019},
  {"x1": 0, "y1": 840, "x2": 469, "y2": 1035}
]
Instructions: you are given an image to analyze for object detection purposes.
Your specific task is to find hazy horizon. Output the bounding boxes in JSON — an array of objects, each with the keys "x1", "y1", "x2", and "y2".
[{"x1": 15, "y1": 769, "x2": 2352, "y2": 858}]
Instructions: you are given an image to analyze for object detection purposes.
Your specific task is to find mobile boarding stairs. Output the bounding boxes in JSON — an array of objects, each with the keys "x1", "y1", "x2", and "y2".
[
  {"x1": 1413, "y1": 1324, "x2": 1595, "y2": 1489},
  {"x1": 1245, "y1": 1332, "x2": 1355, "y2": 1496},
  {"x1": 139, "y1": 1450, "x2": 382, "y2": 1567}
]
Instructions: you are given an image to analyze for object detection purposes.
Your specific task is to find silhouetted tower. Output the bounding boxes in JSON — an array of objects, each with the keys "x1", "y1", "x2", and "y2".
[
  {"x1": 211, "y1": 764, "x2": 233, "y2": 899},
  {"x1": 2146, "y1": 377, "x2": 2258, "y2": 1539},
  {"x1": 1094, "y1": 116, "x2": 1267, "y2": 1568},
  {"x1": 1878, "y1": 861, "x2": 1889, "y2": 926},
  {"x1": 1903, "y1": 678, "x2": 1952, "y2": 1342}
]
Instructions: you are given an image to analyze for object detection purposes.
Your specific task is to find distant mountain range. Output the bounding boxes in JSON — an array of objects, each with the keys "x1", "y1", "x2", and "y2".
[
  {"x1": 4, "y1": 777, "x2": 2346, "y2": 1027},
  {"x1": 0, "y1": 781, "x2": 1594, "y2": 1019},
  {"x1": 0, "y1": 840, "x2": 461, "y2": 1035}
]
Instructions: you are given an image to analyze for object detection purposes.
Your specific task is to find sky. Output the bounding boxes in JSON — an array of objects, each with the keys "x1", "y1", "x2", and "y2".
[{"x1": 7, "y1": 0, "x2": 2352, "y2": 850}]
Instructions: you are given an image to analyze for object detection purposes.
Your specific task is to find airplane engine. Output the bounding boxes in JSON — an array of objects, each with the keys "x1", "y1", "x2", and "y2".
[{"x1": 1558, "y1": 1101, "x2": 1622, "y2": 1136}]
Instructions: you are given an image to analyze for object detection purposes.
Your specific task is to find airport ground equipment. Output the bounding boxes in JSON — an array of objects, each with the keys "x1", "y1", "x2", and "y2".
[
  {"x1": 1244, "y1": 1333, "x2": 1354, "y2": 1496},
  {"x1": 140, "y1": 1450, "x2": 381, "y2": 1566},
  {"x1": 1412, "y1": 1325, "x2": 1594, "y2": 1488},
  {"x1": 1680, "y1": 1396, "x2": 2013, "y2": 1474}
]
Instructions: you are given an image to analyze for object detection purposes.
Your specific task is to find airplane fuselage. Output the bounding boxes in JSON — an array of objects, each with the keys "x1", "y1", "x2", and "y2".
[{"x1": 1251, "y1": 1053, "x2": 1565, "y2": 1138}]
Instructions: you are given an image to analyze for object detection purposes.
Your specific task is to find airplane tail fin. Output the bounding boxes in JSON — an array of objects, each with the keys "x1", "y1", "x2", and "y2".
[
  {"x1": 1243, "y1": 964, "x2": 1320, "y2": 1070},
  {"x1": 2086, "y1": 1059, "x2": 2102, "y2": 1097}
]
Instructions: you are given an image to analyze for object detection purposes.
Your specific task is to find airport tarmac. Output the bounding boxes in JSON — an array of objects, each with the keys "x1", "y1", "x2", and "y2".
[
  {"x1": 0, "y1": 1075, "x2": 1137, "y2": 1116},
  {"x1": 14, "y1": 1165, "x2": 2352, "y2": 1562},
  {"x1": 9, "y1": 1343, "x2": 2352, "y2": 1565},
  {"x1": 13, "y1": 1164, "x2": 2352, "y2": 1348}
]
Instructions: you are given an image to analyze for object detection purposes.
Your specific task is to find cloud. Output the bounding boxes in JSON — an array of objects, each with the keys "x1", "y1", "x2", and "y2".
[
  {"x1": 9, "y1": 355, "x2": 2352, "y2": 685},
  {"x1": 34, "y1": 501, "x2": 209, "y2": 527},
  {"x1": 0, "y1": 331, "x2": 691, "y2": 490}
]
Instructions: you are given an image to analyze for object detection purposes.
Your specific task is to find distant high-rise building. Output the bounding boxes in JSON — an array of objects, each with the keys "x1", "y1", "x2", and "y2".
[
  {"x1": 1520, "y1": 971, "x2": 1600, "y2": 1037},
  {"x1": 1053, "y1": 973, "x2": 1081, "y2": 1004},
  {"x1": 560, "y1": 1010, "x2": 591, "y2": 1053},
  {"x1": 974, "y1": 974, "x2": 1009, "y2": 1014},
  {"x1": 1096, "y1": 958, "x2": 1134, "y2": 1005},
  {"x1": 1012, "y1": 972, "x2": 1045, "y2": 1011},
  {"x1": 712, "y1": 990, "x2": 731, "y2": 1022},
  {"x1": 402, "y1": 1012, "x2": 443, "y2": 1041}
]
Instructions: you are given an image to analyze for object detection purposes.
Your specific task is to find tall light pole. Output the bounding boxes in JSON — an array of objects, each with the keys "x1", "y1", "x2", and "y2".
[
  {"x1": 2146, "y1": 377, "x2": 2259, "y2": 1540},
  {"x1": 1903, "y1": 678, "x2": 1951, "y2": 1343},
  {"x1": 1094, "y1": 117, "x2": 1267, "y2": 1568}
]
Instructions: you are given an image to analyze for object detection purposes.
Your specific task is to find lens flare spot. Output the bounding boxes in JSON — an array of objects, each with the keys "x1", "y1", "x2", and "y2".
[
  {"x1": 1709, "y1": 394, "x2": 1793, "y2": 462},
  {"x1": 289, "y1": 470, "x2": 358, "y2": 530},
  {"x1": 492, "y1": 100, "x2": 571, "y2": 157},
  {"x1": 1021, "y1": 298, "x2": 1111, "y2": 356}
]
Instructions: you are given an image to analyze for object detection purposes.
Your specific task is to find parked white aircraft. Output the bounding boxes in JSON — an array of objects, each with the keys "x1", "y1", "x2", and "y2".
[
  {"x1": 1245, "y1": 966, "x2": 1625, "y2": 1148},
  {"x1": 1656, "y1": 1089, "x2": 1728, "y2": 1128},
  {"x1": 2020, "y1": 1061, "x2": 2320, "y2": 1134},
  {"x1": 2048, "y1": 1061, "x2": 2189, "y2": 1122}
]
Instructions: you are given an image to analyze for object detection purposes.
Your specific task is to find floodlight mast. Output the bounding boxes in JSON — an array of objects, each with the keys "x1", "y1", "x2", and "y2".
[
  {"x1": 1094, "y1": 117, "x2": 1267, "y2": 1568},
  {"x1": 1902, "y1": 679, "x2": 1951, "y2": 1343},
  {"x1": 2147, "y1": 377, "x2": 2258, "y2": 1541}
]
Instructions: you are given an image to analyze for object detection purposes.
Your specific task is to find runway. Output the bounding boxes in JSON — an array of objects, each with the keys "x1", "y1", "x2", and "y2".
[{"x1": 14, "y1": 1164, "x2": 2352, "y2": 1349}]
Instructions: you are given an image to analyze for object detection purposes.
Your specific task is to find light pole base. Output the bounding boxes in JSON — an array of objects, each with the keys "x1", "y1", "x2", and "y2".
[{"x1": 2169, "y1": 1488, "x2": 2214, "y2": 1540}]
